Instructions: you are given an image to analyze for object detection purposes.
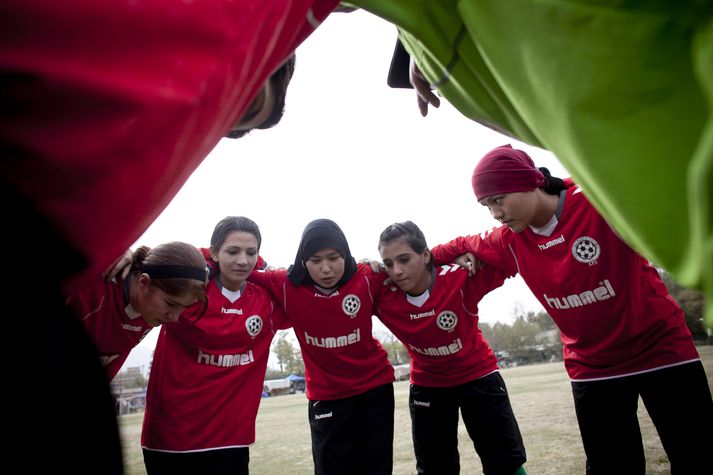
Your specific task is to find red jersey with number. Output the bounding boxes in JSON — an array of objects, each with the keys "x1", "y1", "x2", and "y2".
[
  {"x1": 1, "y1": 0, "x2": 339, "y2": 293},
  {"x1": 250, "y1": 265, "x2": 394, "y2": 400},
  {"x1": 141, "y1": 279, "x2": 287, "y2": 451},
  {"x1": 67, "y1": 276, "x2": 153, "y2": 380},
  {"x1": 431, "y1": 181, "x2": 699, "y2": 381},
  {"x1": 375, "y1": 264, "x2": 508, "y2": 387}
]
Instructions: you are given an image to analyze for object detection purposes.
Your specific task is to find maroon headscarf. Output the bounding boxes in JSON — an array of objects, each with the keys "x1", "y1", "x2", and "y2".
[{"x1": 471, "y1": 145, "x2": 546, "y2": 200}]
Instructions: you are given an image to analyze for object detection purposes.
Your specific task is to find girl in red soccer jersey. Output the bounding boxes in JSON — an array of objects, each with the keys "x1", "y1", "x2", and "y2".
[
  {"x1": 249, "y1": 219, "x2": 395, "y2": 475},
  {"x1": 431, "y1": 145, "x2": 713, "y2": 475},
  {"x1": 141, "y1": 217, "x2": 287, "y2": 475},
  {"x1": 67, "y1": 241, "x2": 208, "y2": 381},
  {"x1": 375, "y1": 221, "x2": 526, "y2": 475}
]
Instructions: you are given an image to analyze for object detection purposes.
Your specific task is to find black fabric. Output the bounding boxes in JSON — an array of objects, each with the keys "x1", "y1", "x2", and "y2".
[
  {"x1": 287, "y1": 219, "x2": 357, "y2": 288},
  {"x1": 308, "y1": 383, "x2": 394, "y2": 475},
  {"x1": 571, "y1": 361, "x2": 713, "y2": 475},
  {"x1": 410, "y1": 373, "x2": 526, "y2": 475},
  {"x1": 387, "y1": 37, "x2": 413, "y2": 89},
  {"x1": 143, "y1": 447, "x2": 249, "y2": 475},
  {"x1": 4, "y1": 181, "x2": 124, "y2": 474}
]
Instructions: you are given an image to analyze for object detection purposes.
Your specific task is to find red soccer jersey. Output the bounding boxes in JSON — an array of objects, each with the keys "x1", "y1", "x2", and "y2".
[
  {"x1": 250, "y1": 264, "x2": 395, "y2": 400},
  {"x1": 431, "y1": 181, "x2": 699, "y2": 381},
  {"x1": 2, "y1": 0, "x2": 339, "y2": 293},
  {"x1": 375, "y1": 264, "x2": 508, "y2": 387},
  {"x1": 67, "y1": 276, "x2": 153, "y2": 380},
  {"x1": 141, "y1": 279, "x2": 287, "y2": 451}
]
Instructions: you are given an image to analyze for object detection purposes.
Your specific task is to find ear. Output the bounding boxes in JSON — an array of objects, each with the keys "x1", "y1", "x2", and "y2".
[
  {"x1": 423, "y1": 249, "x2": 431, "y2": 262},
  {"x1": 209, "y1": 247, "x2": 219, "y2": 263},
  {"x1": 138, "y1": 273, "x2": 151, "y2": 289}
]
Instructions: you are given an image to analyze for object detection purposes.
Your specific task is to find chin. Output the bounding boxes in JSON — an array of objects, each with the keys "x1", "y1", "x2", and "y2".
[{"x1": 397, "y1": 282, "x2": 412, "y2": 293}]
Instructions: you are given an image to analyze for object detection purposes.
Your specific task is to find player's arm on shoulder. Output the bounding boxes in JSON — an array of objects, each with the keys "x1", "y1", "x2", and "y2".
[
  {"x1": 358, "y1": 258, "x2": 384, "y2": 274},
  {"x1": 102, "y1": 249, "x2": 133, "y2": 281},
  {"x1": 433, "y1": 228, "x2": 513, "y2": 271},
  {"x1": 431, "y1": 234, "x2": 483, "y2": 265},
  {"x1": 248, "y1": 266, "x2": 287, "y2": 297},
  {"x1": 471, "y1": 263, "x2": 514, "y2": 299},
  {"x1": 356, "y1": 260, "x2": 392, "y2": 290},
  {"x1": 270, "y1": 299, "x2": 291, "y2": 331}
]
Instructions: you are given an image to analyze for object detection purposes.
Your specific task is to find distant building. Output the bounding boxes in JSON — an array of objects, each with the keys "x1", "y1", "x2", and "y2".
[
  {"x1": 110, "y1": 366, "x2": 143, "y2": 388},
  {"x1": 393, "y1": 364, "x2": 410, "y2": 381},
  {"x1": 286, "y1": 374, "x2": 306, "y2": 393},
  {"x1": 263, "y1": 378, "x2": 291, "y2": 397},
  {"x1": 263, "y1": 374, "x2": 306, "y2": 397},
  {"x1": 110, "y1": 367, "x2": 146, "y2": 416}
]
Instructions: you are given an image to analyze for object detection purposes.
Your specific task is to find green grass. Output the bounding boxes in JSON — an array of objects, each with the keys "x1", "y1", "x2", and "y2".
[{"x1": 120, "y1": 345, "x2": 713, "y2": 474}]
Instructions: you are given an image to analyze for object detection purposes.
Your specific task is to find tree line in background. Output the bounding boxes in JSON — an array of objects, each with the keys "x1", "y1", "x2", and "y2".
[
  {"x1": 266, "y1": 270, "x2": 709, "y2": 378},
  {"x1": 659, "y1": 270, "x2": 709, "y2": 341},
  {"x1": 267, "y1": 332, "x2": 306, "y2": 380}
]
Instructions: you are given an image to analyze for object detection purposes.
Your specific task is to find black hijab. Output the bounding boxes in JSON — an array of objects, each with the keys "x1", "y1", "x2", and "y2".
[{"x1": 287, "y1": 219, "x2": 358, "y2": 288}]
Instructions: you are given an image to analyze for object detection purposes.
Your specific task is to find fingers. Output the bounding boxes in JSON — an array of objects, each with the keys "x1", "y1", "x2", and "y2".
[
  {"x1": 413, "y1": 77, "x2": 439, "y2": 117},
  {"x1": 417, "y1": 95, "x2": 429, "y2": 117},
  {"x1": 103, "y1": 249, "x2": 133, "y2": 281},
  {"x1": 120, "y1": 264, "x2": 131, "y2": 280},
  {"x1": 410, "y1": 59, "x2": 439, "y2": 117},
  {"x1": 358, "y1": 258, "x2": 384, "y2": 273},
  {"x1": 464, "y1": 252, "x2": 479, "y2": 276},
  {"x1": 454, "y1": 253, "x2": 478, "y2": 276}
]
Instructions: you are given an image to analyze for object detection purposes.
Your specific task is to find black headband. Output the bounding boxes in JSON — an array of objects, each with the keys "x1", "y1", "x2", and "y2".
[{"x1": 141, "y1": 264, "x2": 207, "y2": 282}]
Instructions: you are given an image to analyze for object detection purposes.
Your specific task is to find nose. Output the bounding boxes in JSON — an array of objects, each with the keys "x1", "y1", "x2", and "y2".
[
  {"x1": 235, "y1": 252, "x2": 247, "y2": 265},
  {"x1": 490, "y1": 205, "x2": 504, "y2": 221},
  {"x1": 393, "y1": 263, "x2": 404, "y2": 275},
  {"x1": 166, "y1": 310, "x2": 181, "y2": 323}
]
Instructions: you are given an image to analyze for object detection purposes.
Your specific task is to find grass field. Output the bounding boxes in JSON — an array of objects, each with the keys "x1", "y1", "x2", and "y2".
[{"x1": 120, "y1": 345, "x2": 713, "y2": 474}]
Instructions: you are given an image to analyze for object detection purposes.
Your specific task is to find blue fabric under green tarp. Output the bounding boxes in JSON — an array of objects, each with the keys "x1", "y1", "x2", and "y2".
[{"x1": 348, "y1": 0, "x2": 713, "y2": 324}]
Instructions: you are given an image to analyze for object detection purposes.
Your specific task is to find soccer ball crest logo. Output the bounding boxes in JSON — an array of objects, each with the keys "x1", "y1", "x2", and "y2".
[
  {"x1": 342, "y1": 294, "x2": 361, "y2": 317},
  {"x1": 245, "y1": 315, "x2": 263, "y2": 337},
  {"x1": 436, "y1": 311, "x2": 458, "y2": 331},
  {"x1": 572, "y1": 236, "x2": 600, "y2": 264}
]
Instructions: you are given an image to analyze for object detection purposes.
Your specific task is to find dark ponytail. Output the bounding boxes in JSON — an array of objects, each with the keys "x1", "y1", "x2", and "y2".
[
  {"x1": 130, "y1": 246, "x2": 151, "y2": 273},
  {"x1": 539, "y1": 167, "x2": 566, "y2": 195}
]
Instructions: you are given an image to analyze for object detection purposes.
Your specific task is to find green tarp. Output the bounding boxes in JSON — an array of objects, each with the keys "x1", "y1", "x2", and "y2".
[{"x1": 349, "y1": 0, "x2": 713, "y2": 324}]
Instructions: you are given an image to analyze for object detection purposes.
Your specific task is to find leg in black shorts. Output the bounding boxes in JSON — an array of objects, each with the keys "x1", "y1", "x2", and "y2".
[
  {"x1": 308, "y1": 383, "x2": 394, "y2": 475},
  {"x1": 573, "y1": 362, "x2": 713, "y2": 475},
  {"x1": 410, "y1": 373, "x2": 526, "y2": 475},
  {"x1": 143, "y1": 447, "x2": 249, "y2": 475},
  {"x1": 460, "y1": 372, "x2": 527, "y2": 475},
  {"x1": 638, "y1": 361, "x2": 713, "y2": 474}
]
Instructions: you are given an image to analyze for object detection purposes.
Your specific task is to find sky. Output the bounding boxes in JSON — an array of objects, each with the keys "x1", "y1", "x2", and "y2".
[{"x1": 127, "y1": 9, "x2": 571, "y2": 367}]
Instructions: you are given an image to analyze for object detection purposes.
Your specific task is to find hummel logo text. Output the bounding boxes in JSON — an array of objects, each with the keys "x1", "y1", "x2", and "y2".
[{"x1": 538, "y1": 234, "x2": 565, "y2": 251}]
